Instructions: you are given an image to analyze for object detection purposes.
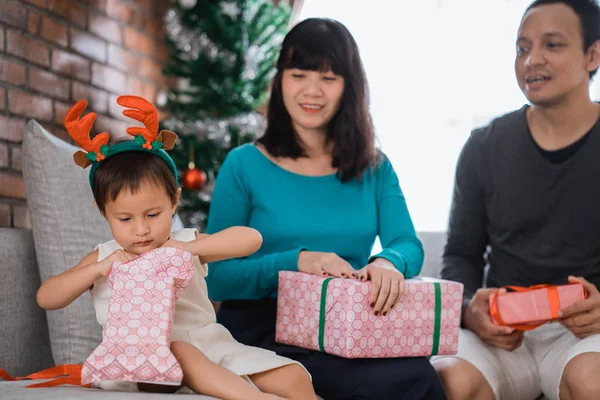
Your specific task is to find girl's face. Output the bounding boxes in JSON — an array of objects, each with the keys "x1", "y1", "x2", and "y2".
[
  {"x1": 104, "y1": 180, "x2": 180, "y2": 255},
  {"x1": 281, "y1": 68, "x2": 344, "y2": 137}
]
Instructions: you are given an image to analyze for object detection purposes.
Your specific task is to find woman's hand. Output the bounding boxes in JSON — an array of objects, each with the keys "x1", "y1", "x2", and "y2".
[
  {"x1": 297, "y1": 251, "x2": 357, "y2": 278},
  {"x1": 357, "y1": 258, "x2": 405, "y2": 316}
]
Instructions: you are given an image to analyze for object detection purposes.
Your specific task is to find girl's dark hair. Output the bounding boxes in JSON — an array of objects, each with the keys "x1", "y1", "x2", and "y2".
[
  {"x1": 92, "y1": 151, "x2": 178, "y2": 214},
  {"x1": 257, "y1": 18, "x2": 377, "y2": 182},
  {"x1": 525, "y1": 0, "x2": 600, "y2": 78}
]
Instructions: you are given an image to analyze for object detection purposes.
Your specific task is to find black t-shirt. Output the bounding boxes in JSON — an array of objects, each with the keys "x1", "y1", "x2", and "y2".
[{"x1": 441, "y1": 105, "x2": 600, "y2": 318}]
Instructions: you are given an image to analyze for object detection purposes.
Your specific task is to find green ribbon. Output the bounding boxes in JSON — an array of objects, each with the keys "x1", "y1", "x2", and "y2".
[
  {"x1": 318, "y1": 277, "x2": 333, "y2": 352},
  {"x1": 432, "y1": 281, "x2": 442, "y2": 356},
  {"x1": 317, "y1": 278, "x2": 443, "y2": 356}
]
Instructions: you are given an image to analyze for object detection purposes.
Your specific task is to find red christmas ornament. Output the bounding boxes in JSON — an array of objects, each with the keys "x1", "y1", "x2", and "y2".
[{"x1": 182, "y1": 162, "x2": 207, "y2": 191}]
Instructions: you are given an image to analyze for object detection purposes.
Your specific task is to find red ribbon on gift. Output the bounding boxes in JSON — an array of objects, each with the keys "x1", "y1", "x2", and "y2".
[
  {"x1": 489, "y1": 283, "x2": 588, "y2": 331},
  {"x1": 0, "y1": 364, "x2": 90, "y2": 388}
]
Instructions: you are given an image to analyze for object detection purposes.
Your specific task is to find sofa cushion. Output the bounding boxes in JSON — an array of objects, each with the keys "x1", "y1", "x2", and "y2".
[
  {"x1": 0, "y1": 228, "x2": 54, "y2": 376},
  {"x1": 22, "y1": 120, "x2": 109, "y2": 365}
]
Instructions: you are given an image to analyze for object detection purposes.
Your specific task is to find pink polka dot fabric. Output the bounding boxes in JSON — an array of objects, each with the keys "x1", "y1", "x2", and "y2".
[
  {"x1": 82, "y1": 247, "x2": 194, "y2": 386},
  {"x1": 275, "y1": 272, "x2": 463, "y2": 358}
]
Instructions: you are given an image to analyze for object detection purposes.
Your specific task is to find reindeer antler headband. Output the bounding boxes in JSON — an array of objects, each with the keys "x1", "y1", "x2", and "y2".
[{"x1": 64, "y1": 95, "x2": 178, "y2": 187}]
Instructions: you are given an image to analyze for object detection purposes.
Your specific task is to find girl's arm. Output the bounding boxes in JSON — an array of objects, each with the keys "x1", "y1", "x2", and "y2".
[
  {"x1": 36, "y1": 249, "x2": 134, "y2": 310},
  {"x1": 165, "y1": 227, "x2": 263, "y2": 264}
]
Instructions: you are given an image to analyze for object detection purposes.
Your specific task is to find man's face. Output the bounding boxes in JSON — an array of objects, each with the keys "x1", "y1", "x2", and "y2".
[{"x1": 515, "y1": 3, "x2": 596, "y2": 106}]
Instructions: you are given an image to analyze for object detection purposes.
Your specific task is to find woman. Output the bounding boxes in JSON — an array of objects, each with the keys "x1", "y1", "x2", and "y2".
[{"x1": 206, "y1": 18, "x2": 446, "y2": 400}]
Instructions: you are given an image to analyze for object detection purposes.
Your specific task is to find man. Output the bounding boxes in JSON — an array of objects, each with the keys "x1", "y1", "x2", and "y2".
[{"x1": 431, "y1": 1, "x2": 600, "y2": 399}]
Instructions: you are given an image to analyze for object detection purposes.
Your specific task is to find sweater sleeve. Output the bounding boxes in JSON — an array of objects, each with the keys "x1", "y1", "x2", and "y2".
[
  {"x1": 368, "y1": 155, "x2": 424, "y2": 278},
  {"x1": 205, "y1": 149, "x2": 302, "y2": 302},
  {"x1": 440, "y1": 132, "x2": 488, "y2": 322}
]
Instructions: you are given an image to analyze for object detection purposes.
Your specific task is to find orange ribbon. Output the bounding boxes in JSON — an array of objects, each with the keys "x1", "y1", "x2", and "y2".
[
  {"x1": 490, "y1": 283, "x2": 587, "y2": 331},
  {"x1": 0, "y1": 364, "x2": 90, "y2": 388}
]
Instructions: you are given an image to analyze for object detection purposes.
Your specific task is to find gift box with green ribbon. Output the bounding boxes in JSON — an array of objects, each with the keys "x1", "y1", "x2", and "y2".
[{"x1": 276, "y1": 271, "x2": 463, "y2": 358}]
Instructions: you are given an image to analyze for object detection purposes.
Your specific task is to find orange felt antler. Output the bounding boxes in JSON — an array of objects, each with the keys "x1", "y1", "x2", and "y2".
[
  {"x1": 117, "y1": 95, "x2": 159, "y2": 145},
  {"x1": 64, "y1": 100, "x2": 110, "y2": 167}
]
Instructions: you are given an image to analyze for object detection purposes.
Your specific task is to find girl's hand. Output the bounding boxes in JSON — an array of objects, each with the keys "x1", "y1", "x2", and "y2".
[
  {"x1": 357, "y1": 258, "x2": 405, "y2": 316},
  {"x1": 99, "y1": 249, "x2": 137, "y2": 277},
  {"x1": 162, "y1": 239, "x2": 194, "y2": 255},
  {"x1": 298, "y1": 251, "x2": 357, "y2": 278}
]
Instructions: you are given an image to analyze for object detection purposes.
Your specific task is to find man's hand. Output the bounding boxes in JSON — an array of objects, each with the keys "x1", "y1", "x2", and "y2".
[
  {"x1": 559, "y1": 276, "x2": 600, "y2": 338},
  {"x1": 357, "y1": 258, "x2": 404, "y2": 316},
  {"x1": 463, "y1": 288, "x2": 524, "y2": 351}
]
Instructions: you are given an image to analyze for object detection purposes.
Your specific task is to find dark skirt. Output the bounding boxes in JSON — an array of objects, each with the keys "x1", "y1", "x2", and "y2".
[{"x1": 217, "y1": 299, "x2": 447, "y2": 400}]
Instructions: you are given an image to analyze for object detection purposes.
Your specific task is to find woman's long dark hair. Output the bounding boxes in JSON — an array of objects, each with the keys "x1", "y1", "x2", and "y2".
[{"x1": 257, "y1": 18, "x2": 377, "y2": 182}]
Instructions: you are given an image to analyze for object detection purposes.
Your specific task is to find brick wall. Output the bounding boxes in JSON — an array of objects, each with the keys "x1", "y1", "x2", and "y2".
[{"x1": 0, "y1": 0, "x2": 168, "y2": 228}]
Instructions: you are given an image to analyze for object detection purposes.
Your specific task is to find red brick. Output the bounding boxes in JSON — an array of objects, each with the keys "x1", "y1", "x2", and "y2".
[
  {"x1": 0, "y1": 203, "x2": 10, "y2": 227},
  {"x1": 70, "y1": 27, "x2": 106, "y2": 63},
  {"x1": 0, "y1": 59, "x2": 26, "y2": 86},
  {"x1": 48, "y1": 0, "x2": 87, "y2": 28},
  {"x1": 107, "y1": 44, "x2": 137, "y2": 72},
  {"x1": 52, "y1": 127, "x2": 71, "y2": 143},
  {"x1": 91, "y1": 63, "x2": 125, "y2": 94},
  {"x1": 7, "y1": 30, "x2": 51, "y2": 67},
  {"x1": 0, "y1": 172, "x2": 26, "y2": 199},
  {"x1": 24, "y1": 0, "x2": 47, "y2": 7},
  {"x1": 95, "y1": 115, "x2": 127, "y2": 139},
  {"x1": 28, "y1": 10, "x2": 41, "y2": 34},
  {"x1": 13, "y1": 204, "x2": 31, "y2": 229},
  {"x1": 8, "y1": 89, "x2": 53, "y2": 122},
  {"x1": 88, "y1": 0, "x2": 105, "y2": 12},
  {"x1": 123, "y1": 27, "x2": 154, "y2": 57},
  {"x1": 29, "y1": 67, "x2": 70, "y2": 100},
  {"x1": 130, "y1": 0, "x2": 150, "y2": 9},
  {"x1": 0, "y1": 143, "x2": 8, "y2": 168},
  {"x1": 0, "y1": 87, "x2": 5, "y2": 110},
  {"x1": 106, "y1": 0, "x2": 139, "y2": 25},
  {"x1": 89, "y1": 11, "x2": 121, "y2": 44},
  {"x1": 0, "y1": 116, "x2": 25, "y2": 142},
  {"x1": 72, "y1": 81, "x2": 108, "y2": 113},
  {"x1": 126, "y1": 77, "x2": 145, "y2": 96},
  {"x1": 54, "y1": 100, "x2": 70, "y2": 125},
  {"x1": 139, "y1": 57, "x2": 162, "y2": 81},
  {"x1": 41, "y1": 17, "x2": 68, "y2": 47},
  {"x1": 52, "y1": 49, "x2": 90, "y2": 81},
  {"x1": 108, "y1": 93, "x2": 121, "y2": 119},
  {"x1": 155, "y1": 43, "x2": 168, "y2": 65},
  {"x1": 0, "y1": 0, "x2": 27, "y2": 28},
  {"x1": 0, "y1": 27, "x2": 4, "y2": 52},
  {"x1": 145, "y1": 17, "x2": 161, "y2": 41},
  {"x1": 143, "y1": 83, "x2": 157, "y2": 102},
  {"x1": 11, "y1": 146, "x2": 22, "y2": 171}
]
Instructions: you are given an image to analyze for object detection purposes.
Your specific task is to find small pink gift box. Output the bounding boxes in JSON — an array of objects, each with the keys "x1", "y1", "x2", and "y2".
[
  {"x1": 82, "y1": 247, "x2": 194, "y2": 386},
  {"x1": 489, "y1": 283, "x2": 587, "y2": 330},
  {"x1": 275, "y1": 271, "x2": 464, "y2": 358}
]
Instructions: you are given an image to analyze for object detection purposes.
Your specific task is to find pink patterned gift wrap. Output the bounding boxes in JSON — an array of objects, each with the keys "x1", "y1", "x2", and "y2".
[
  {"x1": 82, "y1": 247, "x2": 194, "y2": 386},
  {"x1": 489, "y1": 283, "x2": 587, "y2": 330},
  {"x1": 275, "y1": 271, "x2": 464, "y2": 358}
]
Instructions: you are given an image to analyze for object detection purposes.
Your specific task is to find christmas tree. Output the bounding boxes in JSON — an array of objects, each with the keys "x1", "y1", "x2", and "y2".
[{"x1": 161, "y1": 0, "x2": 291, "y2": 230}]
